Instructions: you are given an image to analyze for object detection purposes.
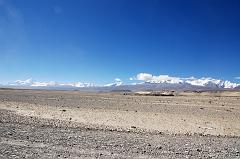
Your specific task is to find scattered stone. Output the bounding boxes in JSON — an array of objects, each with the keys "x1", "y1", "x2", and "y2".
[
  {"x1": 197, "y1": 148, "x2": 202, "y2": 152},
  {"x1": 0, "y1": 89, "x2": 239, "y2": 158},
  {"x1": 157, "y1": 146, "x2": 162, "y2": 150}
]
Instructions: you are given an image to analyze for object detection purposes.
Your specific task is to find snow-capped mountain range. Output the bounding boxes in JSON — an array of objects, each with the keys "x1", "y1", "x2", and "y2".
[
  {"x1": 133, "y1": 73, "x2": 239, "y2": 89},
  {"x1": 8, "y1": 78, "x2": 95, "y2": 88},
  {"x1": 1, "y1": 73, "x2": 240, "y2": 91}
]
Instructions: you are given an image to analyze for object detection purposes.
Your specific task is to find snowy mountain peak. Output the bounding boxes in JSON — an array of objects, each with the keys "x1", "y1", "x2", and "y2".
[
  {"x1": 104, "y1": 78, "x2": 123, "y2": 87},
  {"x1": 59, "y1": 82, "x2": 95, "y2": 88},
  {"x1": 8, "y1": 79, "x2": 94, "y2": 88},
  {"x1": 11, "y1": 78, "x2": 33, "y2": 86},
  {"x1": 134, "y1": 73, "x2": 239, "y2": 89},
  {"x1": 3, "y1": 74, "x2": 240, "y2": 90},
  {"x1": 185, "y1": 78, "x2": 238, "y2": 89}
]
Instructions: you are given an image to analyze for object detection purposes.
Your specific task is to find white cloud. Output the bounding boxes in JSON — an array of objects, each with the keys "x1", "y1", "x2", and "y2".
[
  {"x1": 135, "y1": 73, "x2": 183, "y2": 84},
  {"x1": 114, "y1": 78, "x2": 121, "y2": 82}
]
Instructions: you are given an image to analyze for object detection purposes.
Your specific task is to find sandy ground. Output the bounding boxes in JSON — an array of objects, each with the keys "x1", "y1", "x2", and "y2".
[{"x1": 0, "y1": 89, "x2": 240, "y2": 158}]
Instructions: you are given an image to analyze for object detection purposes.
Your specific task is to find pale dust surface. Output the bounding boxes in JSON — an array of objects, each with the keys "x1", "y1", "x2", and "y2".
[
  {"x1": 0, "y1": 89, "x2": 240, "y2": 136},
  {"x1": 0, "y1": 89, "x2": 240, "y2": 158}
]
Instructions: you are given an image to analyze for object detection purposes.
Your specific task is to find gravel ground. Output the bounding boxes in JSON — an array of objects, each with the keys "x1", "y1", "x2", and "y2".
[
  {"x1": 1, "y1": 110, "x2": 240, "y2": 159},
  {"x1": 0, "y1": 89, "x2": 240, "y2": 158}
]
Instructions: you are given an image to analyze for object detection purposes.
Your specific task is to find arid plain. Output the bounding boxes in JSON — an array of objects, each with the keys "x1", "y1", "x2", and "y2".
[{"x1": 0, "y1": 89, "x2": 240, "y2": 158}]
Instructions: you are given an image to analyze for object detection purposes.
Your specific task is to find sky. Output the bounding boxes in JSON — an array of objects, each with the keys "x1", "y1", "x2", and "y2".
[{"x1": 0, "y1": 0, "x2": 240, "y2": 84}]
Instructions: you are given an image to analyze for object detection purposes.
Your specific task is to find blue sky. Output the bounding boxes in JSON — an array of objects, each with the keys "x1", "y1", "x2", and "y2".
[{"x1": 1, "y1": 0, "x2": 240, "y2": 84}]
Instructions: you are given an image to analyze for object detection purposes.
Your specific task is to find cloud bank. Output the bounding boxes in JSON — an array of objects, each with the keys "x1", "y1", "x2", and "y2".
[{"x1": 135, "y1": 73, "x2": 183, "y2": 84}]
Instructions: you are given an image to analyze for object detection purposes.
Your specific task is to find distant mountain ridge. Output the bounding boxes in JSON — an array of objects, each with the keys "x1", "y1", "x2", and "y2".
[
  {"x1": 132, "y1": 73, "x2": 239, "y2": 89},
  {"x1": 234, "y1": 85, "x2": 240, "y2": 90},
  {"x1": 2, "y1": 77, "x2": 240, "y2": 91}
]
